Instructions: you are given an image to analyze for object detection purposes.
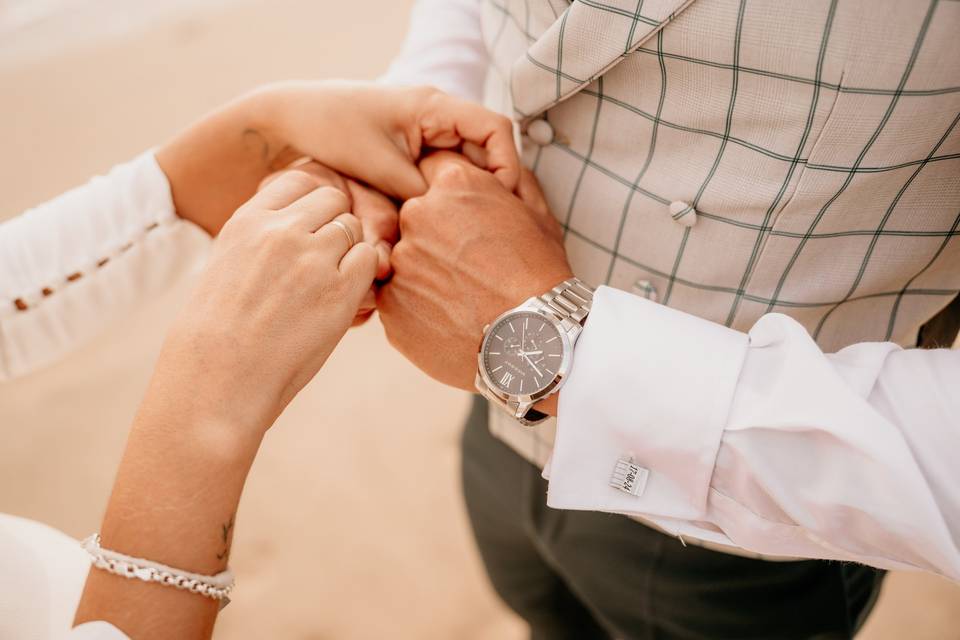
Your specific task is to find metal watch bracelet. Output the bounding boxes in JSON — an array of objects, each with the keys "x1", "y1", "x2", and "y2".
[
  {"x1": 536, "y1": 277, "x2": 594, "y2": 327},
  {"x1": 479, "y1": 278, "x2": 594, "y2": 426}
]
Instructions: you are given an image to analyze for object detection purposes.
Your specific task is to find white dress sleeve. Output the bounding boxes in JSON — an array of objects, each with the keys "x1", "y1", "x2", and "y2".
[
  {"x1": 0, "y1": 512, "x2": 129, "y2": 639},
  {"x1": 379, "y1": 0, "x2": 487, "y2": 102},
  {"x1": 0, "y1": 151, "x2": 210, "y2": 381},
  {"x1": 546, "y1": 285, "x2": 960, "y2": 581},
  {"x1": 66, "y1": 623, "x2": 130, "y2": 640}
]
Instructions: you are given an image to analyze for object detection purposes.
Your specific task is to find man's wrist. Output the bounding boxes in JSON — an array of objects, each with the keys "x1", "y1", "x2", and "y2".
[{"x1": 534, "y1": 393, "x2": 559, "y2": 416}]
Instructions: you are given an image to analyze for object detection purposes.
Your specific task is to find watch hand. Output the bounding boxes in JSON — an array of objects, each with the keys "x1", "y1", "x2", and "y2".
[
  {"x1": 521, "y1": 353, "x2": 543, "y2": 377},
  {"x1": 518, "y1": 350, "x2": 543, "y2": 356}
]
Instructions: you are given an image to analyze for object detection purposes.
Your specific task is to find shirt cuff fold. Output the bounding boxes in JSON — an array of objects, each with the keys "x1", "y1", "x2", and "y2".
[{"x1": 546, "y1": 286, "x2": 749, "y2": 520}]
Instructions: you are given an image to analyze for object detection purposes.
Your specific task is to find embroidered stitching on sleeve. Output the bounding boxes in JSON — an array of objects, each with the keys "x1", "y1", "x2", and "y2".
[{"x1": 9, "y1": 219, "x2": 164, "y2": 313}]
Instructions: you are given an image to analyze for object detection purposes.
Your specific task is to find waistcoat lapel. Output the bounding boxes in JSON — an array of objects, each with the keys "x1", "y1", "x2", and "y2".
[{"x1": 511, "y1": 0, "x2": 696, "y2": 123}]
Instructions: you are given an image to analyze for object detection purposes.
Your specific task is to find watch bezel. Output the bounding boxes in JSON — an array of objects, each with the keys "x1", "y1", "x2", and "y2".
[{"x1": 476, "y1": 304, "x2": 575, "y2": 407}]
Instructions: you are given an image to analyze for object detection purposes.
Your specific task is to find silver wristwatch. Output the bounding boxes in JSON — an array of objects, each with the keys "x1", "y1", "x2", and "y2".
[{"x1": 475, "y1": 278, "x2": 594, "y2": 426}]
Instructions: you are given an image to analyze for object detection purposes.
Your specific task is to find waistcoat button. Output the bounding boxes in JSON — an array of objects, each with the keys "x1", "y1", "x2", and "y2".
[
  {"x1": 527, "y1": 119, "x2": 555, "y2": 146},
  {"x1": 669, "y1": 200, "x2": 698, "y2": 227},
  {"x1": 633, "y1": 279, "x2": 658, "y2": 302}
]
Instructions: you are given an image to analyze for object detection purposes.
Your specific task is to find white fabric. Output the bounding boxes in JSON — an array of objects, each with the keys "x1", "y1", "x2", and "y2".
[
  {"x1": 379, "y1": 0, "x2": 486, "y2": 102},
  {"x1": 0, "y1": 152, "x2": 209, "y2": 639},
  {"x1": 0, "y1": 151, "x2": 211, "y2": 381},
  {"x1": 547, "y1": 286, "x2": 960, "y2": 581},
  {"x1": 2, "y1": 4, "x2": 958, "y2": 636},
  {"x1": 0, "y1": 514, "x2": 90, "y2": 640},
  {"x1": 65, "y1": 623, "x2": 128, "y2": 640},
  {"x1": 0, "y1": 514, "x2": 127, "y2": 638}
]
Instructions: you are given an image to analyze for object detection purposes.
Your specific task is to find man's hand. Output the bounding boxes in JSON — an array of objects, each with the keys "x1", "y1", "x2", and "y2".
[{"x1": 378, "y1": 151, "x2": 573, "y2": 392}]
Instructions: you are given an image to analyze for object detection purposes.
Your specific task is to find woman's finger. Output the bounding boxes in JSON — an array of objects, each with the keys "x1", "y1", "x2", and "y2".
[
  {"x1": 279, "y1": 185, "x2": 351, "y2": 232},
  {"x1": 315, "y1": 213, "x2": 364, "y2": 261},
  {"x1": 338, "y1": 242, "x2": 379, "y2": 297},
  {"x1": 353, "y1": 287, "x2": 377, "y2": 322},
  {"x1": 245, "y1": 168, "x2": 331, "y2": 210},
  {"x1": 356, "y1": 141, "x2": 428, "y2": 201},
  {"x1": 461, "y1": 141, "x2": 488, "y2": 171},
  {"x1": 345, "y1": 179, "x2": 399, "y2": 246},
  {"x1": 418, "y1": 94, "x2": 519, "y2": 191},
  {"x1": 345, "y1": 179, "x2": 398, "y2": 279}
]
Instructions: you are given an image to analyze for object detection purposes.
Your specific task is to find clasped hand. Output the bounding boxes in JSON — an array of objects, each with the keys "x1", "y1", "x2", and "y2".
[
  {"x1": 153, "y1": 82, "x2": 573, "y2": 442},
  {"x1": 379, "y1": 151, "x2": 572, "y2": 393}
]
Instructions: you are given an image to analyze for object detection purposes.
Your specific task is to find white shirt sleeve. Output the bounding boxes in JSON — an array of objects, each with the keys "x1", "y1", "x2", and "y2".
[
  {"x1": 0, "y1": 151, "x2": 210, "y2": 381},
  {"x1": 546, "y1": 285, "x2": 960, "y2": 581},
  {"x1": 379, "y1": 0, "x2": 487, "y2": 102},
  {"x1": 66, "y1": 623, "x2": 130, "y2": 639}
]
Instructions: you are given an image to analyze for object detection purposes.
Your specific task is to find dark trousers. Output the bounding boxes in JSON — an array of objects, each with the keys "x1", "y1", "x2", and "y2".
[{"x1": 461, "y1": 397, "x2": 885, "y2": 640}]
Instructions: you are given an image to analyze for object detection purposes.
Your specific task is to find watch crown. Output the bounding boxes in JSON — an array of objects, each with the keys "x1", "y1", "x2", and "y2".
[{"x1": 482, "y1": 324, "x2": 490, "y2": 333}]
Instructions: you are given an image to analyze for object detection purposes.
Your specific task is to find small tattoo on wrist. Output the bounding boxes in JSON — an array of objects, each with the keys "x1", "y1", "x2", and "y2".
[{"x1": 216, "y1": 514, "x2": 235, "y2": 562}]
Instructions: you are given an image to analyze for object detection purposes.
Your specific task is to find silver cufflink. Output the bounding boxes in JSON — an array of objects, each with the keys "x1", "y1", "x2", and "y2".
[{"x1": 609, "y1": 455, "x2": 649, "y2": 497}]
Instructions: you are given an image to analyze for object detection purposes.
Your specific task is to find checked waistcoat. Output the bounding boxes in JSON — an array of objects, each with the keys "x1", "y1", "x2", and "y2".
[{"x1": 479, "y1": 0, "x2": 960, "y2": 471}]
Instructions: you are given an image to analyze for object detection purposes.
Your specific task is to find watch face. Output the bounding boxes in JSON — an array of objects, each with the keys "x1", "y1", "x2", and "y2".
[{"x1": 482, "y1": 312, "x2": 564, "y2": 396}]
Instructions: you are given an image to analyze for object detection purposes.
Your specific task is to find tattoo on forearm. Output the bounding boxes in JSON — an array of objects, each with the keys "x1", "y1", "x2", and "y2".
[
  {"x1": 241, "y1": 128, "x2": 297, "y2": 172},
  {"x1": 216, "y1": 514, "x2": 235, "y2": 562},
  {"x1": 242, "y1": 128, "x2": 271, "y2": 163}
]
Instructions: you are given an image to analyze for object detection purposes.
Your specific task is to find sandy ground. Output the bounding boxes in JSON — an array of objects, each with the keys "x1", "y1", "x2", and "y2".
[{"x1": 1, "y1": 1, "x2": 958, "y2": 638}]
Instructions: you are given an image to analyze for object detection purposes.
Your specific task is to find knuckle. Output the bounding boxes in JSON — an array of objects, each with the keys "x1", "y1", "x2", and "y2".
[
  {"x1": 341, "y1": 212, "x2": 362, "y2": 232},
  {"x1": 399, "y1": 197, "x2": 426, "y2": 225},
  {"x1": 389, "y1": 239, "x2": 411, "y2": 267},
  {"x1": 433, "y1": 162, "x2": 471, "y2": 186},
  {"x1": 278, "y1": 169, "x2": 321, "y2": 193},
  {"x1": 298, "y1": 161, "x2": 340, "y2": 183},
  {"x1": 355, "y1": 242, "x2": 379, "y2": 269},
  {"x1": 316, "y1": 186, "x2": 351, "y2": 212},
  {"x1": 494, "y1": 113, "x2": 513, "y2": 132},
  {"x1": 412, "y1": 85, "x2": 443, "y2": 103}
]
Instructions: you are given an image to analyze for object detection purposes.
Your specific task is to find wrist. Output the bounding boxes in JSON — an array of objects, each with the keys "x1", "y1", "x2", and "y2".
[
  {"x1": 133, "y1": 391, "x2": 265, "y2": 469},
  {"x1": 534, "y1": 393, "x2": 559, "y2": 417},
  {"x1": 250, "y1": 81, "x2": 327, "y2": 161},
  {"x1": 156, "y1": 86, "x2": 297, "y2": 236},
  {"x1": 140, "y1": 342, "x2": 271, "y2": 459},
  {"x1": 496, "y1": 266, "x2": 575, "y2": 323}
]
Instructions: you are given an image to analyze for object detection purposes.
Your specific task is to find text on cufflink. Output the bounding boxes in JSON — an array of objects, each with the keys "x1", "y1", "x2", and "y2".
[{"x1": 609, "y1": 457, "x2": 649, "y2": 497}]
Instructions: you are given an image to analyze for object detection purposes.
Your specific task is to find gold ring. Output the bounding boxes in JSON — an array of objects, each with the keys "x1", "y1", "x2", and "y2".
[{"x1": 329, "y1": 218, "x2": 355, "y2": 248}]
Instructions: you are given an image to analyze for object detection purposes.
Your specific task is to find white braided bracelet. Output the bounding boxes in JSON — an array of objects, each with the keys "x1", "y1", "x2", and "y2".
[{"x1": 81, "y1": 534, "x2": 235, "y2": 607}]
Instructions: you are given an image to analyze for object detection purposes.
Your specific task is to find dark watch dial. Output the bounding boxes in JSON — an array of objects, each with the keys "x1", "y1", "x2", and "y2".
[{"x1": 482, "y1": 312, "x2": 563, "y2": 396}]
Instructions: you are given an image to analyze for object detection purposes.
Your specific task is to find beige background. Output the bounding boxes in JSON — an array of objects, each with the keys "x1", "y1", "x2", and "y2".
[{"x1": 0, "y1": 1, "x2": 958, "y2": 638}]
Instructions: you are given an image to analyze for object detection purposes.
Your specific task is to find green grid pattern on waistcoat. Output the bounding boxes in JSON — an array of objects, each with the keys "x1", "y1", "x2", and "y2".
[{"x1": 485, "y1": 0, "x2": 960, "y2": 349}]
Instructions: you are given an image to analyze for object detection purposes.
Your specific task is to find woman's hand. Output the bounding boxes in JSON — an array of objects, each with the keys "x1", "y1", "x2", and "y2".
[
  {"x1": 262, "y1": 81, "x2": 519, "y2": 199},
  {"x1": 156, "y1": 81, "x2": 518, "y2": 237},
  {"x1": 152, "y1": 164, "x2": 377, "y2": 439},
  {"x1": 74, "y1": 165, "x2": 377, "y2": 639}
]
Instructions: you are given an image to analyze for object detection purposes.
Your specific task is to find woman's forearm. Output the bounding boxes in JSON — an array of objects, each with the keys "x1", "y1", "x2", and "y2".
[
  {"x1": 155, "y1": 88, "x2": 298, "y2": 236},
  {"x1": 73, "y1": 384, "x2": 262, "y2": 638},
  {"x1": 72, "y1": 164, "x2": 374, "y2": 639}
]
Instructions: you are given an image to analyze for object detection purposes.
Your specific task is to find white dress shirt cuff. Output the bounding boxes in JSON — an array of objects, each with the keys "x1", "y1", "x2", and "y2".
[
  {"x1": 377, "y1": 0, "x2": 485, "y2": 101},
  {"x1": 546, "y1": 286, "x2": 749, "y2": 521}
]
